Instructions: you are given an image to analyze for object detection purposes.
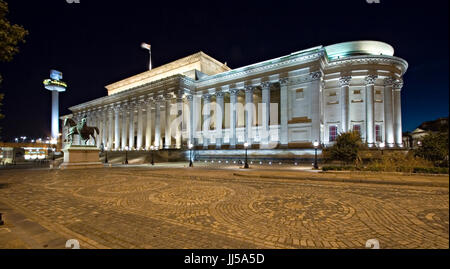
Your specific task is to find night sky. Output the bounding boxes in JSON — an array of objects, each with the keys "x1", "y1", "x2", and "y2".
[{"x1": 0, "y1": 0, "x2": 448, "y2": 141}]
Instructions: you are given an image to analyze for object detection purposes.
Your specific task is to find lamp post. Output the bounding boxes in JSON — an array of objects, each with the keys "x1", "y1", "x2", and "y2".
[
  {"x1": 244, "y1": 142, "x2": 249, "y2": 169},
  {"x1": 150, "y1": 146, "x2": 155, "y2": 166},
  {"x1": 379, "y1": 142, "x2": 385, "y2": 155},
  {"x1": 124, "y1": 146, "x2": 129, "y2": 165},
  {"x1": 104, "y1": 147, "x2": 108, "y2": 164},
  {"x1": 313, "y1": 141, "x2": 319, "y2": 169},
  {"x1": 188, "y1": 143, "x2": 194, "y2": 167}
]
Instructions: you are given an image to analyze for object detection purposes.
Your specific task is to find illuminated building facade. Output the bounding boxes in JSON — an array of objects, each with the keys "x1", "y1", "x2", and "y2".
[{"x1": 63, "y1": 41, "x2": 408, "y2": 154}]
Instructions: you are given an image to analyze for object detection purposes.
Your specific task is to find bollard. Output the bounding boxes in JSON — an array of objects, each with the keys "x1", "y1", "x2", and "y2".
[{"x1": 0, "y1": 213, "x2": 4, "y2": 225}]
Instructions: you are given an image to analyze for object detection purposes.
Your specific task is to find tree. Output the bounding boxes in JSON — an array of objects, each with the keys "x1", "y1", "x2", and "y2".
[
  {"x1": 0, "y1": 0, "x2": 28, "y2": 137},
  {"x1": 323, "y1": 131, "x2": 364, "y2": 165},
  {"x1": 414, "y1": 131, "x2": 449, "y2": 167}
]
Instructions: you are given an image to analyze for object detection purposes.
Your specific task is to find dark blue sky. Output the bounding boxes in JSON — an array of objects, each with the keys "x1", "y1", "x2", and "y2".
[{"x1": 0, "y1": 0, "x2": 448, "y2": 141}]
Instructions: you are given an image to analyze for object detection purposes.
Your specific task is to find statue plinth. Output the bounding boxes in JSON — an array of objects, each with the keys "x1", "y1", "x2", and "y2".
[{"x1": 60, "y1": 145, "x2": 103, "y2": 170}]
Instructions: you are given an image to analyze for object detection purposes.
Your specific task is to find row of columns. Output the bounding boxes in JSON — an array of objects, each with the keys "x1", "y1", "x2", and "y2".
[
  {"x1": 191, "y1": 72, "x2": 321, "y2": 149},
  {"x1": 80, "y1": 94, "x2": 183, "y2": 151},
  {"x1": 338, "y1": 75, "x2": 403, "y2": 147},
  {"x1": 75, "y1": 72, "x2": 323, "y2": 150}
]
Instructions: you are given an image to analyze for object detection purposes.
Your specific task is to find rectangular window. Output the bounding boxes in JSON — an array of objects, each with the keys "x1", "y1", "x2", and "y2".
[
  {"x1": 296, "y1": 89, "x2": 304, "y2": 100},
  {"x1": 375, "y1": 124, "x2": 382, "y2": 142},
  {"x1": 329, "y1": 126, "x2": 338, "y2": 142},
  {"x1": 353, "y1": 124, "x2": 361, "y2": 134}
]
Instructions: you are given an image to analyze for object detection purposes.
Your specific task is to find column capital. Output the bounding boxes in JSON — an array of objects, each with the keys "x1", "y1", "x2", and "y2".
[
  {"x1": 137, "y1": 100, "x2": 147, "y2": 109},
  {"x1": 279, "y1": 77, "x2": 289, "y2": 86},
  {"x1": 260, "y1": 81, "x2": 271, "y2": 90},
  {"x1": 186, "y1": 94, "x2": 194, "y2": 101},
  {"x1": 384, "y1": 77, "x2": 396, "y2": 86},
  {"x1": 364, "y1": 75, "x2": 378, "y2": 86},
  {"x1": 128, "y1": 101, "x2": 137, "y2": 107},
  {"x1": 202, "y1": 94, "x2": 212, "y2": 101},
  {"x1": 216, "y1": 91, "x2": 225, "y2": 98},
  {"x1": 230, "y1": 89, "x2": 240, "y2": 95},
  {"x1": 339, "y1": 76, "x2": 352, "y2": 87},
  {"x1": 244, "y1": 86, "x2": 255, "y2": 94},
  {"x1": 393, "y1": 79, "x2": 404, "y2": 90},
  {"x1": 113, "y1": 104, "x2": 122, "y2": 112},
  {"x1": 164, "y1": 93, "x2": 174, "y2": 100},
  {"x1": 155, "y1": 95, "x2": 165, "y2": 103},
  {"x1": 310, "y1": 71, "x2": 322, "y2": 81},
  {"x1": 144, "y1": 98, "x2": 153, "y2": 106}
]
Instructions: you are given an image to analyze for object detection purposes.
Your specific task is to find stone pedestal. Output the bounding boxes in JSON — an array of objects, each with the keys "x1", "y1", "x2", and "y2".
[{"x1": 60, "y1": 145, "x2": 103, "y2": 170}]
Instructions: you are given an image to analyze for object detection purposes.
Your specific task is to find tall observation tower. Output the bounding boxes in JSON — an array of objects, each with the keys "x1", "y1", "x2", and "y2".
[{"x1": 43, "y1": 70, "x2": 67, "y2": 142}]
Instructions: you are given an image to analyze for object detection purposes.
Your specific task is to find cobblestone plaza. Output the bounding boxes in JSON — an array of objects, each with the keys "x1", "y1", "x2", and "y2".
[{"x1": 0, "y1": 166, "x2": 448, "y2": 249}]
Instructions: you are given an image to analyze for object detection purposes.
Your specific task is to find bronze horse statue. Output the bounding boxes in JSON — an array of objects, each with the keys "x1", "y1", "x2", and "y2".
[{"x1": 64, "y1": 116, "x2": 99, "y2": 146}]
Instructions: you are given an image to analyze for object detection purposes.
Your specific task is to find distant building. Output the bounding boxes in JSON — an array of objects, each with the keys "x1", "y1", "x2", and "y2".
[
  {"x1": 403, "y1": 117, "x2": 449, "y2": 148},
  {"x1": 0, "y1": 142, "x2": 55, "y2": 164}
]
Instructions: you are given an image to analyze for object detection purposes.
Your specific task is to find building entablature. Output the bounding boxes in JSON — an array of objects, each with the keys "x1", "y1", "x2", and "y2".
[{"x1": 69, "y1": 74, "x2": 194, "y2": 113}]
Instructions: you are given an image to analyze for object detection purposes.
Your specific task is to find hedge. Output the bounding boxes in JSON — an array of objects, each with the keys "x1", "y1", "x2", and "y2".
[{"x1": 322, "y1": 166, "x2": 449, "y2": 174}]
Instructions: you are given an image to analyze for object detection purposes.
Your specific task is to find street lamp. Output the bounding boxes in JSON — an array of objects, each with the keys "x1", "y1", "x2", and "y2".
[
  {"x1": 244, "y1": 142, "x2": 249, "y2": 169},
  {"x1": 124, "y1": 146, "x2": 129, "y2": 165},
  {"x1": 379, "y1": 142, "x2": 385, "y2": 155},
  {"x1": 150, "y1": 146, "x2": 155, "y2": 166},
  {"x1": 188, "y1": 143, "x2": 194, "y2": 167},
  {"x1": 313, "y1": 141, "x2": 319, "y2": 169},
  {"x1": 104, "y1": 147, "x2": 108, "y2": 163}
]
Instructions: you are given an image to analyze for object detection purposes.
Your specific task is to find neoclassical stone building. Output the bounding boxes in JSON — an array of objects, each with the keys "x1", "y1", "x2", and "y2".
[{"x1": 63, "y1": 41, "x2": 407, "y2": 153}]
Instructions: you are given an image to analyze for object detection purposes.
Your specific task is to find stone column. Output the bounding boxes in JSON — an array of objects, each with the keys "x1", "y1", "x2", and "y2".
[
  {"x1": 365, "y1": 75, "x2": 378, "y2": 147},
  {"x1": 102, "y1": 107, "x2": 108, "y2": 147},
  {"x1": 108, "y1": 106, "x2": 114, "y2": 149},
  {"x1": 186, "y1": 95, "x2": 194, "y2": 147},
  {"x1": 94, "y1": 110, "x2": 101, "y2": 148},
  {"x1": 229, "y1": 89, "x2": 238, "y2": 149},
  {"x1": 393, "y1": 79, "x2": 404, "y2": 147},
  {"x1": 121, "y1": 103, "x2": 128, "y2": 150},
  {"x1": 154, "y1": 97, "x2": 162, "y2": 149},
  {"x1": 128, "y1": 102, "x2": 135, "y2": 149},
  {"x1": 164, "y1": 94, "x2": 173, "y2": 149},
  {"x1": 114, "y1": 105, "x2": 121, "y2": 150},
  {"x1": 86, "y1": 110, "x2": 92, "y2": 127},
  {"x1": 279, "y1": 78, "x2": 289, "y2": 146},
  {"x1": 176, "y1": 95, "x2": 183, "y2": 149},
  {"x1": 339, "y1": 76, "x2": 352, "y2": 133},
  {"x1": 215, "y1": 91, "x2": 224, "y2": 149},
  {"x1": 145, "y1": 98, "x2": 153, "y2": 150},
  {"x1": 245, "y1": 86, "x2": 254, "y2": 145},
  {"x1": 202, "y1": 94, "x2": 211, "y2": 149},
  {"x1": 310, "y1": 72, "x2": 322, "y2": 143},
  {"x1": 384, "y1": 77, "x2": 395, "y2": 147},
  {"x1": 136, "y1": 101, "x2": 144, "y2": 150},
  {"x1": 261, "y1": 82, "x2": 271, "y2": 146}
]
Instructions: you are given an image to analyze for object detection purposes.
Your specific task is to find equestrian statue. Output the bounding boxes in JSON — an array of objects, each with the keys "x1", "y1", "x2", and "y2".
[{"x1": 64, "y1": 116, "x2": 99, "y2": 146}]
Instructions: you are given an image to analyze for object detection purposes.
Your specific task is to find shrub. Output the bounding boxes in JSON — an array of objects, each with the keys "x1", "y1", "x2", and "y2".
[
  {"x1": 414, "y1": 132, "x2": 449, "y2": 167},
  {"x1": 322, "y1": 131, "x2": 365, "y2": 165},
  {"x1": 365, "y1": 152, "x2": 434, "y2": 173},
  {"x1": 413, "y1": 167, "x2": 449, "y2": 174},
  {"x1": 322, "y1": 166, "x2": 357, "y2": 171}
]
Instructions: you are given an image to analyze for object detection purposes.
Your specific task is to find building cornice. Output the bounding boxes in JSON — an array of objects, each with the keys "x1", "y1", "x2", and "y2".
[
  {"x1": 69, "y1": 74, "x2": 194, "y2": 112},
  {"x1": 196, "y1": 49, "x2": 325, "y2": 88},
  {"x1": 326, "y1": 55, "x2": 408, "y2": 75}
]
